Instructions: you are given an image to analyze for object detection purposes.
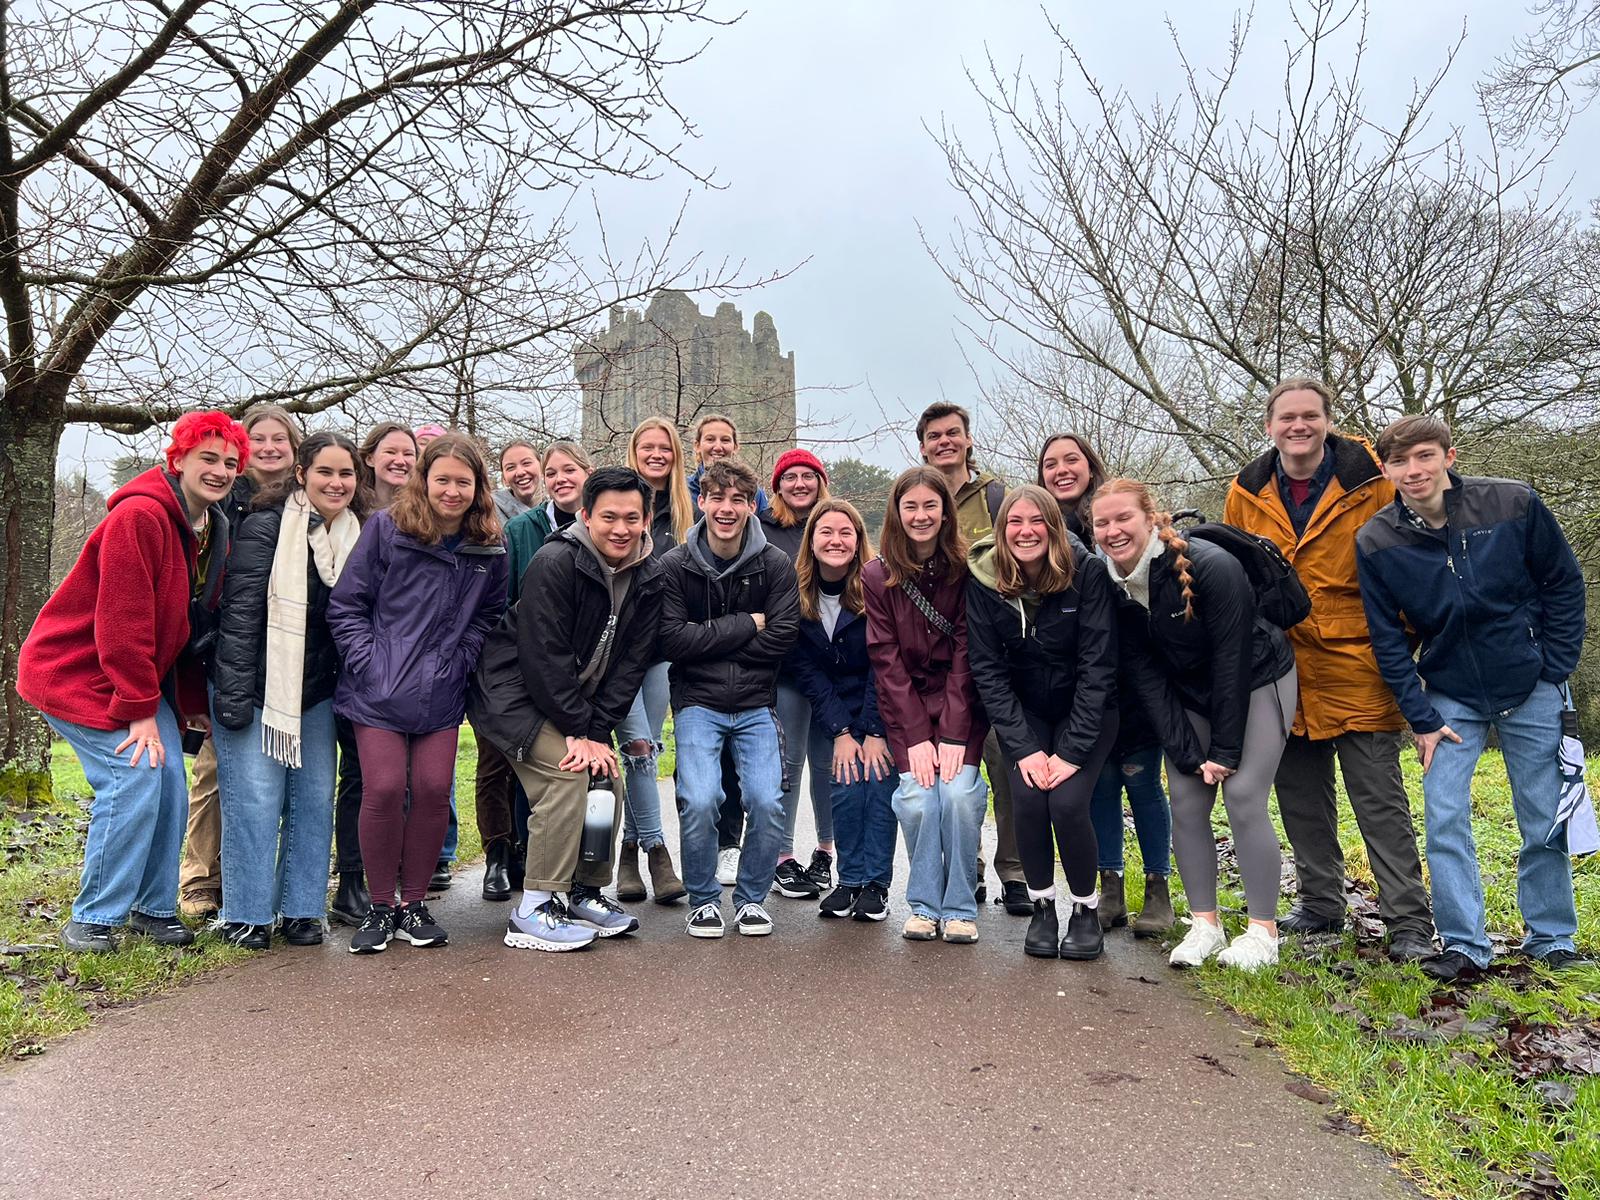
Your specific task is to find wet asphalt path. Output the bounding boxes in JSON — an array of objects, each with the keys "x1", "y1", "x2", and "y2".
[{"x1": 0, "y1": 786, "x2": 1414, "y2": 1200}]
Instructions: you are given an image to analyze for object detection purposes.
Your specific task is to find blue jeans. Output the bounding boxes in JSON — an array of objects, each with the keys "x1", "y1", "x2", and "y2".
[
  {"x1": 1423, "y1": 682, "x2": 1577, "y2": 966},
  {"x1": 831, "y1": 759, "x2": 898, "y2": 889},
  {"x1": 442, "y1": 766, "x2": 459, "y2": 864},
  {"x1": 675, "y1": 705, "x2": 784, "y2": 909},
  {"x1": 1090, "y1": 744, "x2": 1171, "y2": 876},
  {"x1": 776, "y1": 680, "x2": 835, "y2": 856},
  {"x1": 211, "y1": 695, "x2": 338, "y2": 926},
  {"x1": 617, "y1": 661, "x2": 670, "y2": 850},
  {"x1": 892, "y1": 765, "x2": 988, "y2": 921},
  {"x1": 45, "y1": 703, "x2": 189, "y2": 926}
]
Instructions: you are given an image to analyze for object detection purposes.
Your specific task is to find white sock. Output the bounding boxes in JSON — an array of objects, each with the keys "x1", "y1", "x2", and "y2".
[
  {"x1": 517, "y1": 889, "x2": 553, "y2": 919},
  {"x1": 1027, "y1": 885, "x2": 1057, "y2": 901},
  {"x1": 1069, "y1": 889, "x2": 1100, "y2": 910}
]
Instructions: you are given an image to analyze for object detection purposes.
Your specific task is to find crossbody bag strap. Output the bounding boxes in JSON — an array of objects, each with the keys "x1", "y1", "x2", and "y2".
[{"x1": 899, "y1": 577, "x2": 956, "y2": 640}]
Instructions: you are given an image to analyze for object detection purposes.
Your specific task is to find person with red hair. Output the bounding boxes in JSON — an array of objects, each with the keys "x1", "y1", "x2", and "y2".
[{"x1": 19, "y1": 410, "x2": 250, "y2": 953}]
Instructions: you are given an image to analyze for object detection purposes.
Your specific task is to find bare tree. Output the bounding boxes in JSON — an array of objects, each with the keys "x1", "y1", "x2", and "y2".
[
  {"x1": 1482, "y1": 0, "x2": 1600, "y2": 143},
  {"x1": 0, "y1": 1, "x2": 752, "y2": 796}
]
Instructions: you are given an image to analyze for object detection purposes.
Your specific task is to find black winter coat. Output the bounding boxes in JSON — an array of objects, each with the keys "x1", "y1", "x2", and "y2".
[
  {"x1": 966, "y1": 543, "x2": 1119, "y2": 766},
  {"x1": 757, "y1": 509, "x2": 806, "y2": 561},
  {"x1": 1120, "y1": 538, "x2": 1296, "y2": 772},
  {"x1": 467, "y1": 530, "x2": 663, "y2": 761},
  {"x1": 210, "y1": 502, "x2": 341, "y2": 731},
  {"x1": 785, "y1": 603, "x2": 885, "y2": 739},
  {"x1": 658, "y1": 521, "x2": 800, "y2": 714}
]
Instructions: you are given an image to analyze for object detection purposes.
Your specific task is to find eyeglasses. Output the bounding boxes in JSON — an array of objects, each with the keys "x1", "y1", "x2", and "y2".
[{"x1": 779, "y1": 470, "x2": 820, "y2": 486}]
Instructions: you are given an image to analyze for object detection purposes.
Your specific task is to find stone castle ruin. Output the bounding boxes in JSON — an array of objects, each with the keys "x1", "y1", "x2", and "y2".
[{"x1": 577, "y1": 290, "x2": 797, "y2": 477}]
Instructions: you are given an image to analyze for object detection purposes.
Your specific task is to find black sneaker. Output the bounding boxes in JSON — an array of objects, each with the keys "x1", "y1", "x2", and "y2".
[
  {"x1": 818, "y1": 884, "x2": 858, "y2": 918},
  {"x1": 59, "y1": 920, "x2": 118, "y2": 953},
  {"x1": 220, "y1": 922, "x2": 271, "y2": 950},
  {"x1": 127, "y1": 911, "x2": 195, "y2": 947},
  {"x1": 686, "y1": 901, "x2": 725, "y2": 939},
  {"x1": 281, "y1": 917, "x2": 324, "y2": 946},
  {"x1": 1534, "y1": 948, "x2": 1589, "y2": 972},
  {"x1": 1418, "y1": 949, "x2": 1482, "y2": 983},
  {"x1": 394, "y1": 901, "x2": 447, "y2": 947},
  {"x1": 997, "y1": 880, "x2": 1032, "y2": 916},
  {"x1": 773, "y1": 858, "x2": 820, "y2": 899},
  {"x1": 805, "y1": 848, "x2": 834, "y2": 891},
  {"x1": 349, "y1": 903, "x2": 395, "y2": 954},
  {"x1": 429, "y1": 862, "x2": 454, "y2": 892},
  {"x1": 851, "y1": 882, "x2": 889, "y2": 923},
  {"x1": 736, "y1": 902, "x2": 774, "y2": 936}
]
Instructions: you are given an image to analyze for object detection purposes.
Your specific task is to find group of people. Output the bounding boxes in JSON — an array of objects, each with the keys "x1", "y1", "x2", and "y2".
[{"x1": 18, "y1": 379, "x2": 1589, "y2": 981}]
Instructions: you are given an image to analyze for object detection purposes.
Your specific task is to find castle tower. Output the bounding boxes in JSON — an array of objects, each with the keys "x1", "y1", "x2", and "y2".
[{"x1": 577, "y1": 291, "x2": 797, "y2": 476}]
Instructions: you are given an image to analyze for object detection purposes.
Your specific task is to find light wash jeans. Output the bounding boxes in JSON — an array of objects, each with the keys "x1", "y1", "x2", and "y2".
[
  {"x1": 210, "y1": 694, "x2": 338, "y2": 926},
  {"x1": 45, "y1": 702, "x2": 189, "y2": 926},
  {"x1": 674, "y1": 705, "x2": 784, "y2": 909},
  {"x1": 892, "y1": 764, "x2": 988, "y2": 921},
  {"x1": 775, "y1": 679, "x2": 834, "y2": 857},
  {"x1": 616, "y1": 660, "x2": 670, "y2": 850},
  {"x1": 1423, "y1": 681, "x2": 1577, "y2": 966}
]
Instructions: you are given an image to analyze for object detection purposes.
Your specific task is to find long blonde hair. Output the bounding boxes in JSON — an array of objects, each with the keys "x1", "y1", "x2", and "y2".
[
  {"x1": 796, "y1": 499, "x2": 872, "y2": 622},
  {"x1": 1092, "y1": 478, "x2": 1196, "y2": 621},
  {"x1": 990, "y1": 485, "x2": 1075, "y2": 598},
  {"x1": 627, "y1": 416, "x2": 693, "y2": 543}
]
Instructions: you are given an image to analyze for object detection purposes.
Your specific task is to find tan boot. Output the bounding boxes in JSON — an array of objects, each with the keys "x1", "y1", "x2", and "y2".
[
  {"x1": 647, "y1": 844, "x2": 687, "y2": 904},
  {"x1": 1131, "y1": 874, "x2": 1174, "y2": 938},
  {"x1": 615, "y1": 842, "x2": 647, "y2": 902},
  {"x1": 1098, "y1": 869, "x2": 1127, "y2": 930}
]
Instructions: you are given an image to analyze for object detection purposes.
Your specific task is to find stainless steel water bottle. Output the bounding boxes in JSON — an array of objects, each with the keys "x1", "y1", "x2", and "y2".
[{"x1": 579, "y1": 771, "x2": 615, "y2": 863}]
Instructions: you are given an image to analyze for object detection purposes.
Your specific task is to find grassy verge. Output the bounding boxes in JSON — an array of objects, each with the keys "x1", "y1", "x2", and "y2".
[{"x1": 1140, "y1": 749, "x2": 1600, "y2": 1200}]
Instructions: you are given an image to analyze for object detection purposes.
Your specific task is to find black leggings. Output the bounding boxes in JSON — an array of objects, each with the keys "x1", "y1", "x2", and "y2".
[{"x1": 1010, "y1": 711, "x2": 1119, "y2": 898}]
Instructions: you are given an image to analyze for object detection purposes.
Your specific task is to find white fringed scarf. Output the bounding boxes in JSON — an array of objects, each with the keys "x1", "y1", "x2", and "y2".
[{"x1": 262, "y1": 491, "x2": 361, "y2": 766}]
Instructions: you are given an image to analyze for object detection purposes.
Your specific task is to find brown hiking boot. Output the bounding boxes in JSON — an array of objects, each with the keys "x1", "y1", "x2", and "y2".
[
  {"x1": 647, "y1": 844, "x2": 687, "y2": 904},
  {"x1": 1098, "y1": 869, "x2": 1127, "y2": 930},
  {"x1": 179, "y1": 892, "x2": 219, "y2": 921},
  {"x1": 615, "y1": 842, "x2": 647, "y2": 902},
  {"x1": 1132, "y1": 874, "x2": 1174, "y2": 938}
]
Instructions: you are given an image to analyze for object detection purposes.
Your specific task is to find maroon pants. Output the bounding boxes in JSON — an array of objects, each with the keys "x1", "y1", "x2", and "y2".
[{"x1": 354, "y1": 724, "x2": 458, "y2": 906}]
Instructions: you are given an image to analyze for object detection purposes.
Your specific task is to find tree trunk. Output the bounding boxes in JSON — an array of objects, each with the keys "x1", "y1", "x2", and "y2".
[{"x1": 0, "y1": 383, "x2": 64, "y2": 805}]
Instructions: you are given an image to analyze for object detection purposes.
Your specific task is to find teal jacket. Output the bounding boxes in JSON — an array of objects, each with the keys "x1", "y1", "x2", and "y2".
[{"x1": 504, "y1": 503, "x2": 576, "y2": 601}]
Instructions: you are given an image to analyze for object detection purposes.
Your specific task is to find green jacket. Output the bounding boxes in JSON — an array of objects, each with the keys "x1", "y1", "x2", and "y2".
[
  {"x1": 952, "y1": 468, "x2": 1007, "y2": 546},
  {"x1": 504, "y1": 503, "x2": 571, "y2": 601}
]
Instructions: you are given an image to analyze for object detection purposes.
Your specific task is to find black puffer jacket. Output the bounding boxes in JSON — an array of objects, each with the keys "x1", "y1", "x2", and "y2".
[
  {"x1": 658, "y1": 518, "x2": 800, "y2": 713},
  {"x1": 1119, "y1": 537, "x2": 1296, "y2": 772},
  {"x1": 210, "y1": 502, "x2": 341, "y2": 731},
  {"x1": 468, "y1": 529, "x2": 663, "y2": 761},
  {"x1": 966, "y1": 535, "x2": 1119, "y2": 766},
  {"x1": 757, "y1": 509, "x2": 806, "y2": 561}
]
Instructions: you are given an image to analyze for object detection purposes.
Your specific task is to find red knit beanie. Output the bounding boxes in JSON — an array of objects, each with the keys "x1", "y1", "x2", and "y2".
[{"x1": 771, "y1": 448, "x2": 828, "y2": 491}]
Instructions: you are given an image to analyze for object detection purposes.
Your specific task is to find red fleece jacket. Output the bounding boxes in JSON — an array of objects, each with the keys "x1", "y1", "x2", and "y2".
[{"x1": 18, "y1": 469, "x2": 202, "y2": 731}]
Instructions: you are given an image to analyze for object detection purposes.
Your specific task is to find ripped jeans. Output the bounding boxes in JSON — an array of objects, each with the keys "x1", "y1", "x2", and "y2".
[
  {"x1": 616, "y1": 661, "x2": 670, "y2": 851},
  {"x1": 1089, "y1": 743, "x2": 1171, "y2": 877}
]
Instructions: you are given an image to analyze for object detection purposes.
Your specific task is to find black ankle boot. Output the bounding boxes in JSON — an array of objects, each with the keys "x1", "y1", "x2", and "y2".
[
  {"x1": 482, "y1": 839, "x2": 512, "y2": 902},
  {"x1": 508, "y1": 841, "x2": 527, "y2": 890},
  {"x1": 1024, "y1": 898, "x2": 1060, "y2": 958},
  {"x1": 330, "y1": 871, "x2": 371, "y2": 927},
  {"x1": 1060, "y1": 902, "x2": 1105, "y2": 961}
]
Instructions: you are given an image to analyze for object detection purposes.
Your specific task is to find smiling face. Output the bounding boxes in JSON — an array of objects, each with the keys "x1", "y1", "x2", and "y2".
[
  {"x1": 1039, "y1": 437, "x2": 1092, "y2": 505},
  {"x1": 897, "y1": 484, "x2": 944, "y2": 554},
  {"x1": 301, "y1": 446, "x2": 358, "y2": 520},
  {"x1": 583, "y1": 488, "x2": 648, "y2": 567},
  {"x1": 500, "y1": 445, "x2": 541, "y2": 503},
  {"x1": 919, "y1": 414, "x2": 972, "y2": 474},
  {"x1": 699, "y1": 484, "x2": 753, "y2": 553},
  {"x1": 633, "y1": 428, "x2": 675, "y2": 487},
  {"x1": 368, "y1": 430, "x2": 416, "y2": 492},
  {"x1": 1003, "y1": 497, "x2": 1050, "y2": 568},
  {"x1": 543, "y1": 450, "x2": 589, "y2": 513},
  {"x1": 173, "y1": 435, "x2": 243, "y2": 515},
  {"x1": 1267, "y1": 389, "x2": 1330, "y2": 465},
  {"x1": 810, "y1": 510, "x2": 859, "y2": 578},
  {"x1": 426, "y1": 454, "x2": 476, "y2": 531},
  {"x1": 694, "y1": 420, "x2": 737, "y2": 465},
  {"x1": 1382, "y1": 439, "x2": 1457, "y2": 512},
  {"x1": 247, "y1": 418, "x2": 294, "y2": 484},
  {"x1": 776, "y1": 464, "x2": 821, "y2": 514},
  {"x1": 1091, "y1": 490, "x2": 1155, "y2": 570}
]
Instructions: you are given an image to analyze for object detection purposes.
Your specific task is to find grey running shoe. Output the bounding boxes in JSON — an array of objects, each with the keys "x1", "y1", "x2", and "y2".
[
  {"x1": 567, "y1": 885, "x2": 639, "y2": 938},
  {"x1": 504, "y1": 897, "x2": 596, "y2": 952}
]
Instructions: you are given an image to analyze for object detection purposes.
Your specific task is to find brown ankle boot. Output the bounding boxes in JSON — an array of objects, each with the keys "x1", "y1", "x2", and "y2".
[
  {"x1": 1098, "y1": 869, "x2": 1128, "y2": 930},
  {"x1": 616, "y1": 841, "x2": 647, "y2": 902},
  {"x1": 1132, "y1": 874, "x2": 1174, "y2": 938},
  {"x1": 647, "y1": 843, "x2": 687, "y2": 904}
]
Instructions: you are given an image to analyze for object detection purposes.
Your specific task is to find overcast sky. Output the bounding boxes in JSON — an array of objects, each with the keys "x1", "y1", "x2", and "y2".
[{"x1": 57, "y1": 1, "x2": 1595, "y2": 481}]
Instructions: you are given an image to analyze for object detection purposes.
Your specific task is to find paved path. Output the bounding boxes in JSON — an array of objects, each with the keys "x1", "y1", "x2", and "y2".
[{"x1": 0, "y1": 789, "x2": 1413, "y2": 1200}]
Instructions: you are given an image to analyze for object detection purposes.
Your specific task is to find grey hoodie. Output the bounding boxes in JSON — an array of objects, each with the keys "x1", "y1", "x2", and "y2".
[{"x1": 685, "y1": 512, "x2": 770, "y2": 580}]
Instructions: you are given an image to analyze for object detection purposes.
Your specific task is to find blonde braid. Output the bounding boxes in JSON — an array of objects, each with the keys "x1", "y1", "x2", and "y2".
[{"x1": 1155, "y1": 514, "x2": 1195, "y2": 622}]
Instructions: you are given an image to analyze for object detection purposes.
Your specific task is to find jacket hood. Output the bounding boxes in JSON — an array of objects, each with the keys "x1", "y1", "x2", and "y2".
[
  {"x1": 686, "y1": 512, "x2": 769, "y2": 578},
  {"x1": 967, "y1": 532, "x2": 1002, "y2": 591},
  {"x1": 565, "y1": 519, "x2": 654, "y2": 578},
  {"x1": 1234, "y1": 430, "x2": 1383, "y2": 498},
  {"x1": 112, "y1": 467, "x2": 191, "y2": 524}
]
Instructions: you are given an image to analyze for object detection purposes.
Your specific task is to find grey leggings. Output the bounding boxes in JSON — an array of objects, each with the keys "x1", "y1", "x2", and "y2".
[{"x1": 1165, "y1": 668, "x2": 1297, "y2": 920}]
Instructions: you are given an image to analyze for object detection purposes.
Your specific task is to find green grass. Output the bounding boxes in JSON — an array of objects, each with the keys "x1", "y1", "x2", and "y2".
[{"x1": 1133, "y1": 749, "x2": 1600, "y2": 1200}]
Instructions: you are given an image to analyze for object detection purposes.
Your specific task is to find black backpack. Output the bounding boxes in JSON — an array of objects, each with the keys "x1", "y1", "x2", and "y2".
[{"x1": 1171, "y1": 512, "x2": 1312, "y2": 630}]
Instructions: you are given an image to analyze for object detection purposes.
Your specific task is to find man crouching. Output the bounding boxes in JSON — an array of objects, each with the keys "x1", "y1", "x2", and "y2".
[{"x1": 469, "y1": 466, "x2": 663, "y2": 951}]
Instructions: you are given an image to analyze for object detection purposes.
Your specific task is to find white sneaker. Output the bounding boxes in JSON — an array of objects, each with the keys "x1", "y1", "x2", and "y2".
[
  {"x1": 1217, "y1": 923, "x2": 1279, "y2": 971},
  {"x1": 716, "y1": 847, "x2": 740, "y2": 887},
  {"x1": 1168, "y1": 917, "x2": 1228, "y2": 968}
]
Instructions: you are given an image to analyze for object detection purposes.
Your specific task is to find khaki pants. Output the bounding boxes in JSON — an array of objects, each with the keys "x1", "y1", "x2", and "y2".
[
  {"x1": 508, "y1": 723, "x2": 622, "y2": 893},
  {"x1": 980, "y1": 730, "x2": 1025, "y2": 885},
  {"x1": 178, "y1": 740, "x2": 222, "y2": 901}
]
